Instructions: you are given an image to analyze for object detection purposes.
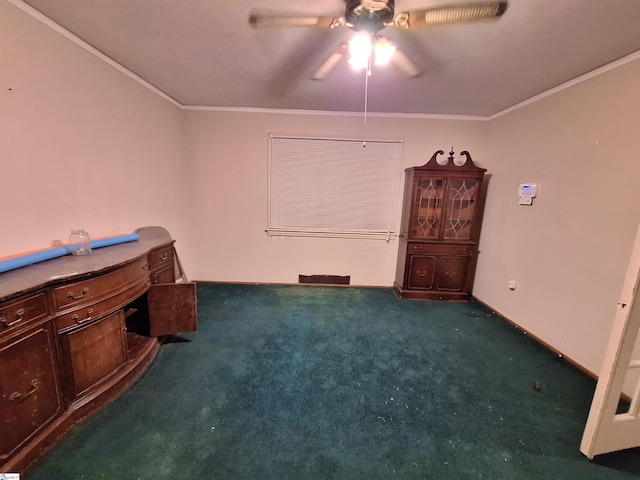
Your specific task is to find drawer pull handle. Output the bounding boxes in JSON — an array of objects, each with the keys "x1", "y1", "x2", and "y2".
[
  {"x1": 9, "y1": 379, "x2": 39, "y2": 403},
  {"x1": 141, "y1": 263, "x2": 149, "y2": 270},
  {"x1": 72, "y1": 308, "x2": 94, "y2": 324},
  {"x1": 1, "y1": 308, "x2": 25, "y2": 328},
  {"x1": 417, "y1": 271, "x2": 425, "y2": 277},
  {"x1": 160, "y1": 253, "x2": 168, "y2": 261},
  {"x1": 67, "y1": 287, "x2": 89, "y2": 300}
]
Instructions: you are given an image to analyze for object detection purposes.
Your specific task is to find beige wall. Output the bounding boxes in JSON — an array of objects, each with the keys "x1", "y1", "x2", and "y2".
[
  {"x1": 184, "y1": 109, "x2": 486, "y2": 286},
  {"x1": 0, "y1": 1, "x2": 192, "y2": 269},
  {"x1": 475, "y1": 59, "x2": 640, "y2": 375},
  {"x1": 4, "y1": 0, "x2": 640, "y2": 379}
]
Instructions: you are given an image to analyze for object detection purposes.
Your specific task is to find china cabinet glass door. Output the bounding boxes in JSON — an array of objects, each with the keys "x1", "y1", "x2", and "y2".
[
  {"x1": 443, "y1": 179, "x2": 479, "y2": 240},
  {"x1": 411, "y1": 178, "x2": 445, "y2": 239}
]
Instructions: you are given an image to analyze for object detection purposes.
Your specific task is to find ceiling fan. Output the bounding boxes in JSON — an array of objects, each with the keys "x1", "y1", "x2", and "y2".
[{"x1": 249, "y1": 1, "x2": 508, "y2": 80}]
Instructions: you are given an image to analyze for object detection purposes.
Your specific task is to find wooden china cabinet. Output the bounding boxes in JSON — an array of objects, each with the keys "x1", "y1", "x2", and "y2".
[
  {"x1": 394, "y1": 149, "x2": 487, "y2": 301},
  {"x1": 0, "y1": 226, "x2": 196, "y2": 476}
]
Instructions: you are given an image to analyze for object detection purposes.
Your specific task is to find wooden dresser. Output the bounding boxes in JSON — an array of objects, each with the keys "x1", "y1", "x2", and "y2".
[{"x1": 0, "y1": 226, "x2": 196, "y2": 475}]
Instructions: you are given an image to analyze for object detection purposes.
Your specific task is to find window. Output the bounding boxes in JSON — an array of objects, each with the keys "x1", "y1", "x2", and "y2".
[{"x1": 267, "y1": 134, "x2": 403, "y2": 240}]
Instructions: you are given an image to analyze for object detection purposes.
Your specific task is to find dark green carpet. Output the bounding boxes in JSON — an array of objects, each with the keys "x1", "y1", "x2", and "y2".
[{"x1": 26, "y1": 284, "x2": 640, "y2": 479}]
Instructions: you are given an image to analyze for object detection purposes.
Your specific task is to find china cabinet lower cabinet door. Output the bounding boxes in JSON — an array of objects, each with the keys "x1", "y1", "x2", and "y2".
[
  {"x1": 408, "y1": 255, "x2": 436, "y2": 289},
  {"x1": 435, "y1": 255, "x2": 469, "y2": 292}
]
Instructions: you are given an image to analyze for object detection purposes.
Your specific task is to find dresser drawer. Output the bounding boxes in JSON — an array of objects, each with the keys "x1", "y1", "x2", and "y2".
[
  {"x1": 151, "y1": 264, "x2": 175, "y2": 285},
  {"x1": 55, "y1": 279, "x2": 148, "y2": 333},
  {"x1": 408, "y1": 243, "x2": 472, "y2": 255},
  {"x1": 52, "y1": 257, "x2": 148, "y2": 311},
  {"x1": 0, "y1": 291, "x2": 50, "y2": 333},
  {"x1": 148, "y1": 245, "x2": 174, "y2": 270}
]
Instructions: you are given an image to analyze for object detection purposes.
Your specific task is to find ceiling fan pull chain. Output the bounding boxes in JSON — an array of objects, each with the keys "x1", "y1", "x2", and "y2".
[{"x1": 364, "y1": 56, "x2": 370, "y2": 125}]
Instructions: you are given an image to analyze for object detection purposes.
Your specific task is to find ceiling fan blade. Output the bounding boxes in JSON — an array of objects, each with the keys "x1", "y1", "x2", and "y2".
[
  {"x1": 312, "y1": 43, "x2": 348, "y2": 80},
  {"x1": 249, "y1": 14, "x2": 341, "y2": 29},
  {"x1": 392, "y1": 49, "x2": 420, "y2": 78},
  {"x1": 395, "y1": 1, "x2": 508, "y2": 29}
]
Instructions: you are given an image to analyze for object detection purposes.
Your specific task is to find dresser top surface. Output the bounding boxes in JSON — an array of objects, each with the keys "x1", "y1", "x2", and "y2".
[{"x1": 0, "y1": 226, "x2": 174, "y2": 302}]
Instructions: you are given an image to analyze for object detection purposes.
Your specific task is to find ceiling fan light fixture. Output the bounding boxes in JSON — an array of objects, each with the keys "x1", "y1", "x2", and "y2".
[
  {"x1": 373, "y1": 37, "x2": 396, "y2": 65},
  {"x1": 249, "y1": 0, "x2": 506, "y2": 81},
  {"x1": 348, "y1": 31, "x2": 373, "y2": 69}
]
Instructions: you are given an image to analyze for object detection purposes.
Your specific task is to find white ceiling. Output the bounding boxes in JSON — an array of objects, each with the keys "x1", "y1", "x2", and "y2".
[{"x1": 18, "y1": 0, "x2": 640, "y2": 116}]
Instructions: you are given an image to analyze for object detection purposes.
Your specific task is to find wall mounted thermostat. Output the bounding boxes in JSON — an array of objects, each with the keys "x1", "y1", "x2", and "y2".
[{"x1": 518, "y1": 183, "x2": 538, "y2": 205}]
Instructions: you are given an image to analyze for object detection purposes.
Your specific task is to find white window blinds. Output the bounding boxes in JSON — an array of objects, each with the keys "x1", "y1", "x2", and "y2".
[{"x1": 268, "y1": 135, "x2": 403, "y2": 240}]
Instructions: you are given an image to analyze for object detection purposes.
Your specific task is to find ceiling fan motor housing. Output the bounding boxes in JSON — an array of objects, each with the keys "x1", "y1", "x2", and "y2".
[{"x1": 345, "y1": 0, "x2": 395, "y2": 34}]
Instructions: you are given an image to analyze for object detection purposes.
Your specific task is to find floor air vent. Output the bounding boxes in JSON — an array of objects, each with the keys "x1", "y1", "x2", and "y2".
[{"x1": 299, "y1": 274, "x2": 350, "y2": 285}]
